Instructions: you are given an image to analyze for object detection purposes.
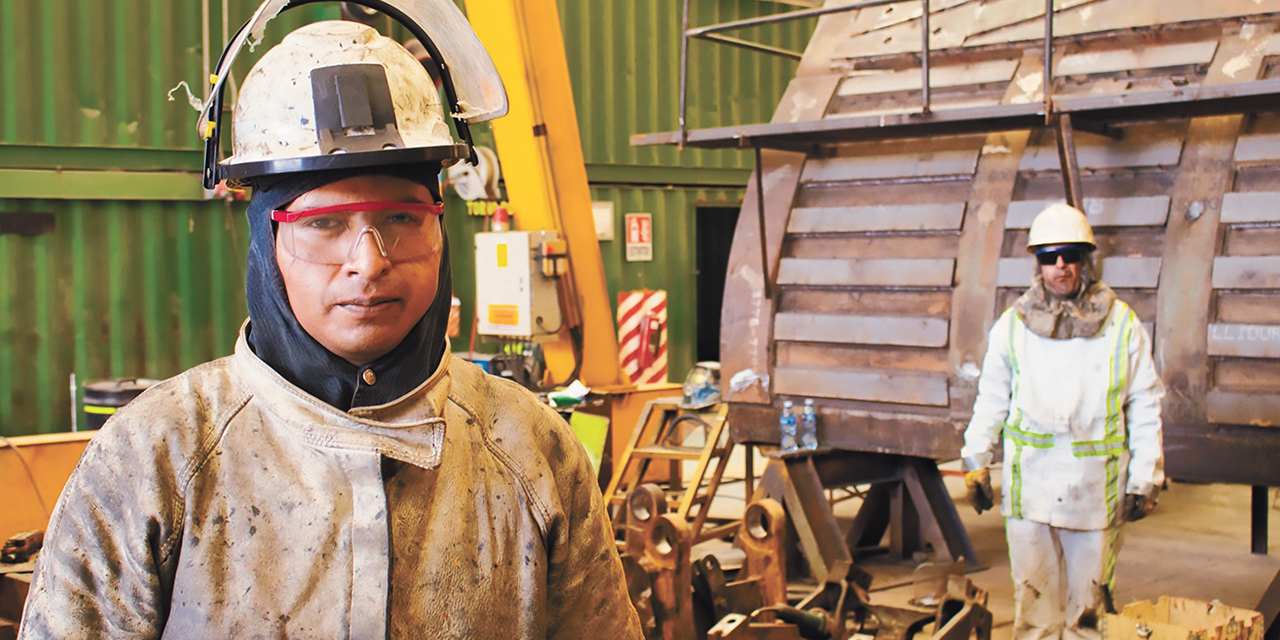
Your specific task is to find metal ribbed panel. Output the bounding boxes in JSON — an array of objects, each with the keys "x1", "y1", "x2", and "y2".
[
  {"x1": 0, "y1": 199, "x2": 249, "y2": 436},
  {"x1": 560, "y1": 0, "x2": 814, "y2": 171}
]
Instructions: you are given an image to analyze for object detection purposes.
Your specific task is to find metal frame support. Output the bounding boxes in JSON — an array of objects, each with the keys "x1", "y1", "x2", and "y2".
[
  {"x1": 1254, "y1": 485, "x2": 1270, "y2": 555},
  {"x1": 1043, "y1": 0, "x2": 1055, "y2": 116},
  {"x1": 754, "y1": 146, "x2": 771, "y2": 301},
  {"x1": 1054, "y1": 114, "x2": 1083, "y2": 209},
  {"x1": 921, "y1": 0, "x2": 931, "y2": 113}
]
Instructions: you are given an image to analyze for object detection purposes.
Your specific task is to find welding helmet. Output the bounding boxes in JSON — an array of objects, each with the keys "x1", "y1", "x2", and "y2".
[
  {"x1": 680, "y1": 362, "x2": 722, "y2": 411},
  {"x1": 1026, "y1": 203, "x2": 1096, "y2": 253},
  {"x1": 198, "y1": 0, "x2": 508, "y2": 189}
]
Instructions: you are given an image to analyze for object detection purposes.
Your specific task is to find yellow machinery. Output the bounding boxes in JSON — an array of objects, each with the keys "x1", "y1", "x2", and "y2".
[{"x1": 465, "y1": 0, "x2": 630, "y2": 392}]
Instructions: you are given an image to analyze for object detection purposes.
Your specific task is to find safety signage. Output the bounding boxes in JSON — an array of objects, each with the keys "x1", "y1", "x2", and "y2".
[{"x1": 625, "y1": 213, "x2": 653, "y2": 262}]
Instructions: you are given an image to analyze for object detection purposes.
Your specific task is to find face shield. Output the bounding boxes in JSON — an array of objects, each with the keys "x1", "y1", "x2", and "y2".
[{"x1": 199, "y1": 0, "x2": 508, "y2": 189}]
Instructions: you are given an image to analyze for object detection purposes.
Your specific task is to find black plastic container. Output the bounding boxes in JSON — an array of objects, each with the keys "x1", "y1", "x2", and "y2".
[{"x1": 83, "y1": 378, "x2": 159, "y2": 430}]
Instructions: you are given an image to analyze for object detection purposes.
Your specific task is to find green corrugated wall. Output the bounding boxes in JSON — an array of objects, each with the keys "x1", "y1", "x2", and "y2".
[{"x1": 0, "y1": 1, "x2": 810, "y2": 435}]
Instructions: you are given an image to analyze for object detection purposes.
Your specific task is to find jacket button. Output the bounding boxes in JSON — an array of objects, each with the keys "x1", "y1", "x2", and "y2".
[{"x1": 362, "y1": 369, "x2": 377, "y2": 385}]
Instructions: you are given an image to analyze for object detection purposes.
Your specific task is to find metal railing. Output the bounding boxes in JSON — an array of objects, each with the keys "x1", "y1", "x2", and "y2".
[{"x1": 677, "y1": 0, "x2": 1061, "y2": 145}]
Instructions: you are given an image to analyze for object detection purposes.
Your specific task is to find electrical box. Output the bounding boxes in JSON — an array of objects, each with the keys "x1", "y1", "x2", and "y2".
[{"x1": 475, "y1": 230, "x2": 562, "y2": 339}]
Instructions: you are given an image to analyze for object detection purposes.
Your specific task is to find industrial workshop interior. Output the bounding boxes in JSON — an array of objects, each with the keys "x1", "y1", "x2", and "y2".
[{"x1": 5, "y1": 0, "x2": 1280, "y2": 638}]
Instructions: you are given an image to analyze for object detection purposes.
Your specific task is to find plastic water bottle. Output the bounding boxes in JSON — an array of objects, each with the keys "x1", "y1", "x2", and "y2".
[
  {"x1": 779, "y1": 400, "x2": 798, "y2": 453},
  {"x1": 800, "y1": 398, "x2": 819, "y2": 451}
]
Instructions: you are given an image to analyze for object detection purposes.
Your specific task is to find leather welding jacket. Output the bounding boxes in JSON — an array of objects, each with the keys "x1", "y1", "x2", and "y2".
[
  {"x1": 19, "y1": 329, "x2": 643, "y2": 639},
  {"x1": 960, "y1": 301, "x2": 1164, "y2": 531}
]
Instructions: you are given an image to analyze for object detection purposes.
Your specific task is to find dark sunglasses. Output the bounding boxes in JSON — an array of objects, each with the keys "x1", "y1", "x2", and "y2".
[{"x1": 1036, "y1": 248, "x2": 1085, "y2": 266}]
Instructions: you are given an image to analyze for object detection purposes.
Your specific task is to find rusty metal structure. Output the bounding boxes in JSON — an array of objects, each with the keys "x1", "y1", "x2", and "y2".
[
  {"x1": 634, "y1": 0, "x2": 1280, "y2": 583},
  {"x1": 621, "y1": 484, "x2": 993, "y2": 640}
]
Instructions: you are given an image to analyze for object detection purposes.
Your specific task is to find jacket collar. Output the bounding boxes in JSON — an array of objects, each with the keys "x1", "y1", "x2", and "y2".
[{"x1": 232, "y1": 322, "x2": 453, "y2": 470}]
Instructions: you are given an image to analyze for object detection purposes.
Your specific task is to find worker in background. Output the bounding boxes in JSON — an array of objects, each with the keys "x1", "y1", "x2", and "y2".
[
  {"x1": 19, "y1": 7, "x2": 641, "y2": 639},
  {"x1": 960, "y1": 203, "x2": 1164, "y2": 640}
]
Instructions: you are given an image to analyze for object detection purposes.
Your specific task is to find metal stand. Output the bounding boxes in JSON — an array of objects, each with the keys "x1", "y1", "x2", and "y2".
[{"x1": 755, "y1": 450, "x2": 979, "y2": 584}]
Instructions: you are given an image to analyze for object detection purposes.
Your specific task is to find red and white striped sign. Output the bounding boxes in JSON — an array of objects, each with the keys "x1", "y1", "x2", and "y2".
[{"x1": 617, "y1": 289, "x2": 667, "y2": 384}]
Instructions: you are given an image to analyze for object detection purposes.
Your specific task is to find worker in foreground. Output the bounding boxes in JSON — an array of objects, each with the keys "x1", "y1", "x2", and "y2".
[
  {"x1": 19, "y1": 4, "x2": 642, "y2": 638},
  {"x1": 960, "y1": 203, "x2": 1164, "y2": 640}
]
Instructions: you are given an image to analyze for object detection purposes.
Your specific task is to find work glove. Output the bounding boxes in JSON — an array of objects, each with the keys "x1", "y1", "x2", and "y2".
[
  {"x1": 1122, "y1": 493, "x2": 1154, "y2": 522},
  {"x1": 964, "y1": 468, "x2": 995, "y2": 514}
]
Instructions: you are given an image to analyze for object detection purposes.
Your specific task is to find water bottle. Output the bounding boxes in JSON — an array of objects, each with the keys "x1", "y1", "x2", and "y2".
[
  {"x1": 779, "y1": 400, "x2": 798, "y2": 453},
  {"x1": 800, "y1": 398, "x2": 819, "y2": 451}
]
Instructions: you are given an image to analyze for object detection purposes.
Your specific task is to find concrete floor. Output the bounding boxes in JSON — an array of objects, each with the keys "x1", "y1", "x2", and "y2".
[{"x1": 686, "y1": 445, "x2": 1280, "y2": 639}]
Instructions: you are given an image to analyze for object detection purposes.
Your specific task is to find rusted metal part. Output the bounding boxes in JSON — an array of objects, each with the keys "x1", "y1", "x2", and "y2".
[
  {"x1": 755, "y1": 146, "x2": 771, "y2": 301},
  {"x1": 920, "y1": 0, "x2": 931, "y2": 114},
  {"x1": 649, "y1": 514, "x2": 695, "y2": 640},
  {"x1": 740, "y1": 499, "x2": 788, "y2": 608},
  {"x1": 757, "y1": 452, "x2": 978, "y2": 580},
  {"x1": 1157, "y1": 25, "x2": 1272, "y2": 426},
  {"x1": 727, "y1": 403, "x2": 961, "y2": 460},
  {"x1": 1164, "y1": 423, "x2": 1280, "y2": 486},
  {"x1": 719, "y1": 74, "x2": 839, "y2": 407},
  {"x1": 631, "y1": 77, "x2": 1280, "y2": 150},
  {"x1": 0, "y1": 531, "x2": 42, "y2": 565},
  {"x1": 1054, "y1": 114, "x2": 1083, "y2": 209},
  {"x1": 706, "y1": 613, "x2": 805, "y2": 640}
]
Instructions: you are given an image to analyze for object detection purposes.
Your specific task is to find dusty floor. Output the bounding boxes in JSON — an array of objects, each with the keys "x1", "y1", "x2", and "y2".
[{"x1": 690, "y1": 447, "x2": 1280, "y2": 639}]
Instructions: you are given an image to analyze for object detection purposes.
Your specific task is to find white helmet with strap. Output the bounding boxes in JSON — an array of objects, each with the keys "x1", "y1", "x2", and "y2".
[
  {"x1": 1026, "y1": 202, "x2": 1096, "y2": 253},
  {"x1": 199, "y1": 0, "x2": 508, "y2": 189}
]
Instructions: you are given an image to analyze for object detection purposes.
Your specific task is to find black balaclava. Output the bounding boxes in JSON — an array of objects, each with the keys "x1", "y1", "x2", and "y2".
[{"x1": 244, "y1": 163, "x2": 451, "y2": 411}]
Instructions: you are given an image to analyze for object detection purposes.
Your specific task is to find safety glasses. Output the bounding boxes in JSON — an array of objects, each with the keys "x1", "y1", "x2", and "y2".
[
  {"x1": 272, "y1": 201, "x2": 443, "y2": 265},
  {"x1": 1035, "y1": 247, "x2": 1085, "y2": 266}
]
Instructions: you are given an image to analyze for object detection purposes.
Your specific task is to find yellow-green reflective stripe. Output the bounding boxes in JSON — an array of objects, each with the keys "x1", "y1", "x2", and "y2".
[
  {"x1": 1005, "y1": 423, "x2": 1052, "y2": 441},
  {"x1": 1104, "y1": 526, "x2": 1121, "y2": 588},
  {"x1": 1073, "y1": 447, "x2": 1126, "y2": 458},
  {"x1": 1012, "y1": 440, "x2": 1025, "y2": 520},
  {"x1": 1009, "y1": 436, "x2": 1054, "y2": 449},
  {"x1": 1074, "y1": 435, "x2": 1125, "y2": 447},
  {"x1": 84, "y1": 405, "x2": 118, "y2": 415}
]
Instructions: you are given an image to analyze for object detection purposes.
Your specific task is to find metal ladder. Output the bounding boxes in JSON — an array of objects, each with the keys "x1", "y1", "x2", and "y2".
[{"x1": 604, "y1": 397, "x2": 736, "y2": 543}]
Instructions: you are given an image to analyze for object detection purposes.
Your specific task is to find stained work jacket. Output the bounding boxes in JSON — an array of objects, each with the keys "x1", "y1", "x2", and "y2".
[
  {"x1": 961, "y1": 301, "x2": 1164, "y2": 531},
  {"x1": 20, "y1": 330, "x2": 642, "y2": 639}
]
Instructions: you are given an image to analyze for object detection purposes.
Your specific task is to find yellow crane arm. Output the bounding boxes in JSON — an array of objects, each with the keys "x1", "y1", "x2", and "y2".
[{"x1": 467, "y1": 0, "x2": 630, "y2": 390}]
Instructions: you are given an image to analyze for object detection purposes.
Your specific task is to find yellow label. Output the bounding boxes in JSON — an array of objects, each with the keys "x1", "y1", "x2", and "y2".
[
  {"x1": 496, "y1": 243, "x2": 508, "y2": 268},
  {"x1": 488, "y1": 305, "x2": 520, "y2": 326}
]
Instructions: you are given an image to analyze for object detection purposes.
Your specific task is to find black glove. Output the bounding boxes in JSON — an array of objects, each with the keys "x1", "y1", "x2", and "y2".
[
  {"x1": 965, "y1": 468, "x2": 995, "y2": 514},
  {"x1": 1122, "y1": 494, "x2": 1151, "y2": 522}
]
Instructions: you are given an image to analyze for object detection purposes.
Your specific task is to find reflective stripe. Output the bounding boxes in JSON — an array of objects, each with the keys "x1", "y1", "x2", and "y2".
[
  {"x1": 1006, "y1": 423, "x2": 1054, "y2": 449},
  {"x1": 1103, "y1": 525, "x2": 1121, "y2": 590},
  {"x1": 1004, "y1": 306, "x2": 1137, "y2": 521},
  {"x1": 1007, "y1": 311, "x2": 1026, "y2": 520},
  {"x1": 1011, "y1": 440, "x2": 1025, "y2": 520},
  {"x1": 1102, "y1": 309, "x2": 1134, "y2": 521},
  {"x1": 1073, "y1": 446, "x2": 1126, "y2": 458}
]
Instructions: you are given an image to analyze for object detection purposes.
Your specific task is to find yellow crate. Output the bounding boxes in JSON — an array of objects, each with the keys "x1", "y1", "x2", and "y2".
[{"x1": 1102, "y1": 596, "x2": 1264, "y2": 640}]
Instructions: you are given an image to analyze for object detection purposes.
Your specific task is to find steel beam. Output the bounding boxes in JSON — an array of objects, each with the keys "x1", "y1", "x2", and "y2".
[
  {"x1": 1054, "y1": 114, "x2": 1083, "y2": 209},
  {"x1": 632, "y1": 78, "x2": 1280, "y2": 150}
]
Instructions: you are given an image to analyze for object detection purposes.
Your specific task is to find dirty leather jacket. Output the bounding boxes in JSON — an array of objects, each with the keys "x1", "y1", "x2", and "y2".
[{"x1": 20, "y1": 329, "x2": 643, "y2": 639}]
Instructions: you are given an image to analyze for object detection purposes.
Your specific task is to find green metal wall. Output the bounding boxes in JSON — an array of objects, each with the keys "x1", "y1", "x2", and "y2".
[
  {"x1": 559, "y1": 0, "x2": 814, "y2": 172},
  {"x1": 0, "y1": 1, "x2": 800, "y2": 435},
  {"x1": 0, "y1": 198, "x2": 250, "y2": 436},
  {"x1": 445, "y1": 186, "x2": 744, "y2": 387}
]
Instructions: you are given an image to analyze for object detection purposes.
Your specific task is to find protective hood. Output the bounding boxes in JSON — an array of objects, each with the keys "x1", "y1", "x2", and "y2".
[{"x1": 245, "y1": 164, "x2": 451, "y2": 410}]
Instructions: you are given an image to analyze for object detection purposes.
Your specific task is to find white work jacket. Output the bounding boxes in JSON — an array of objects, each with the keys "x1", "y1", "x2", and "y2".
[{"x1": 961, "y1": 301, "x2": 1164, "y2": 531}]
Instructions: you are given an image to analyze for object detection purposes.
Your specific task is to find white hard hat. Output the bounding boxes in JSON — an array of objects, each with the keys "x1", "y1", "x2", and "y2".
[
  {"x1": 199, "y1": 0, "x2": 508, "y2": 189},
  {"x1": 223, "y1": 21, "x2": 463, "y2": 184},
  {"x1": 1026, "y1": 203, "x2": 1096, "y2": 253}
]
